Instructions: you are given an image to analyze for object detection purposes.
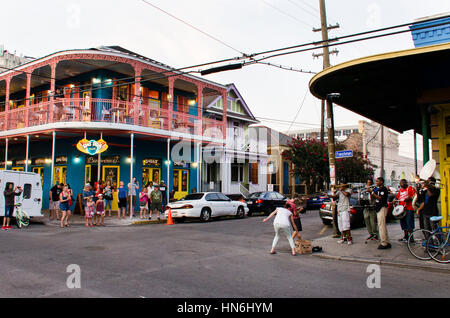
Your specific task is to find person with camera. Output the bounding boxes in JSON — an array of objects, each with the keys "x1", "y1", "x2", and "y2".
[
  {"x1": 416, "y1": 177, "x2": 440, "y2": 238},
  {"x1": 368, "y1": 177, "x2": 391, "y2": 250},
  {"x1": 3, "y1": 184, "x2": 22, "y2": 230}
]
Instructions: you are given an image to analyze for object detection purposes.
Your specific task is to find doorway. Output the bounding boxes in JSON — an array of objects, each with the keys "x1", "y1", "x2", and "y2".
[
  {"x1": 173, "y1": 169, "x2": 189, "y2": 200},
  {"x1": 103, "y1": 165, "x2": 120, "y2": 211},
  {"x1": 143, "y1": 167, "x2": 161, "y2": 187}
]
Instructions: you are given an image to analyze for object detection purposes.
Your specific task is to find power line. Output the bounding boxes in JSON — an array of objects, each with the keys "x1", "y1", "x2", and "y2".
[
  {"x1": 287, "y1": 89, "x2": 309, "y2": 134},
  {"x1": 249, "y1": 61, "x2": 317, "y2": 74},
  {"x1": 260, "y1": 0, "x2": 314, "y2": 28},
  {"x1": 286, "y1": 0, "x2": 319, "y2": 19},
  {"x1": 140, "y1": 0, "x2": 246, "y2": 56}
]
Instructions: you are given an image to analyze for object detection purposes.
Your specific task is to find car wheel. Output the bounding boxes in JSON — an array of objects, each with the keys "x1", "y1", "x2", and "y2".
[
  {"x1": 236, "y1": 206, "x2": 245, "y2": 219},
  {"x1": 322, "y1": 218, "x2": 332, "y2": 225},
  {"x1": 200, "y1": 208, "x2": 211, "y2": 222}
]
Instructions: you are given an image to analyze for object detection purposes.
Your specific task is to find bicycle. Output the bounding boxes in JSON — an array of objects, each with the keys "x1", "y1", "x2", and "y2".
[
  {"x1": 407, "y1": 215, "x2": 449, "y2": 262},
  {"x1": 426, "y1": 216, "x2": 450, "y2": 264},
  {"x1": 14, "y1": 203, "x2": 30, "y2": 228}
]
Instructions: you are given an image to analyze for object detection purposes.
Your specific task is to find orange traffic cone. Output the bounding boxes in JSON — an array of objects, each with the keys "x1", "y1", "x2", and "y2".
[{"x1": 166, "y1": 208, "x2": 174, "y2": 225}]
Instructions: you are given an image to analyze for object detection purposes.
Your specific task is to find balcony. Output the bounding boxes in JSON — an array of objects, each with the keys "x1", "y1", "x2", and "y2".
[{"x1": 0, "y1": 98, "x2": 224, "y2": 139}]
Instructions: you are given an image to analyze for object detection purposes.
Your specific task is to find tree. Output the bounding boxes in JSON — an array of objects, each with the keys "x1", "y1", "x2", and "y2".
[{"x1": 334, "y1": 144, "x2": 376, "y2": 183}]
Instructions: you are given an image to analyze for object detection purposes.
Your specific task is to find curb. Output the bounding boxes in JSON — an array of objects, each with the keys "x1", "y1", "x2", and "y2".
[{"x1": 312, "y1": 253, "x2": 450, "y2": 273}]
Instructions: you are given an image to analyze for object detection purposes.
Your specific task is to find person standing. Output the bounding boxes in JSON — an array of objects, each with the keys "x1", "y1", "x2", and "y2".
[
  {"x1": 139, "y1": 187, "x2": 149, "y2": 219},
  {"x1": 128, "y1": 177, "x2": 139, "y2": 217},
  {"x1": 159, "y1": 180, "x2": 167, "y2": 211},
  {"x1": 49, "y1": 183, "x2": 62, "y2": 220},
  {"x1": 150, "y1": 184, "x2": 163, "y2": 221},
  {"x1": 329, "y1": 184, "x2": 353, "y2": 245},
  {"x1": 369, "y1": 177, "x2": 391, "y2": 250},
  {"x1": 85, "y1": 197, "x2": 95, "y2": 227},
  {"x1": 82, "y1": 184, "x2": 94, "y2": 216},
  {"x1": 3, "y1": 184, "x2": 22, "y2": 230},
  {"x1": 117, "y1": 181, "x2": 128, "y2": 219},
  {"x1": 362, "y1": 179, "x2": 378, "y2": 241},
  {"x1": 103, "y1": 181, "x2": 114, "y2": 217},
  {"x1": 416, "y1": 177, "x2": 440, "y2": 237},
  {"x1": 395, "y1": 179, "x2": 416, "y2": 242},
  {"x1": 95, "y1": 194, "x2": 106, "y2": 226},
  {"x1": 262, "y1": 203, "x2": 298, "y2": 256},
  {"x1": 146, "y1": 181, "x2": 154, "y2": 214},
  {"x1": 59, "y1": 186, "x2": 71, "y2": 228}
]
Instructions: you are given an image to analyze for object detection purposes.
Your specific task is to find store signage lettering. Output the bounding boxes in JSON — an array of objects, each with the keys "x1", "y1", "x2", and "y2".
[
  {"x1": 77, "y1": 138, "x2": 108, "y2": 156},
  {"x1": 56, "y1": 156, "x2": 68, "y2": 164},
  {"x1": 143, "y1": 158, "x2": 161, "y2": 167},
  {"x1": 86, "y1": 156, "x2": 120, "y2": 165}
]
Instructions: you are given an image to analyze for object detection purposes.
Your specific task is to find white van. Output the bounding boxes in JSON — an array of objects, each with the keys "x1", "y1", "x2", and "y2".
[{"x1": 0, "y1": 170, "x2": 43, "y2": 217}]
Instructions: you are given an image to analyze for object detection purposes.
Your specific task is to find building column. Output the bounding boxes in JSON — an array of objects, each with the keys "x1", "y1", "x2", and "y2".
[
  {"x1": 421, "y1": 105, "x2": 430, "y2": 164},
  {"x1": 167, "y1": 138, "x2": 171, "y2": 204},
  {"x1": 5, "y1": 77, "x2": 11, "y2": 130},
  {"x1": 279, "y1": 155, "x2": 284, "y2": 195},
  {"x1": 168, "y1": 77, "x2": 175, "y2": 131},
  {"x1": 134, "y1": 65, "x2": 142, "y2": 125},
  {"x1": 98, "y1": 132, "x2": 103, "y2": 181},
  {"x1": 222, "y1": 90, "x2": 227, "y2": 140},
  {"x1": 50, "y1": 131, "x2": 56, "y2": 186},
  {"x1": 25, "y1": 73, "x2": 31, "y2": 127},
  {"x1": 129, "y1": 133, "x2": 134, "y2": 220},
  {"x1": 25, "y1": 135, "x2": 30, "y2": 172},
  {"x1": 4, "y1": 138, "x2": 8, "y2": 169},
  {"x1": 49, "y1": 63, "x2": 57, "y2": 123}
]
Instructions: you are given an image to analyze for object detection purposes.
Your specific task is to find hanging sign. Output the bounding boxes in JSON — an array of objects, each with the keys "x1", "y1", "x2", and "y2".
[
  {"x1": 77, "y1": 139, "x2": 108, "y2": 156},
  {"x1": 143, "y1": 158, "x2": 162, "y2": 167}
]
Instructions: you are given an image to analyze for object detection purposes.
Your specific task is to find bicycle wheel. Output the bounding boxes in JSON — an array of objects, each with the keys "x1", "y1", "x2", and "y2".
[
  {"x1": 427, "y1": 233, "x2": 450, "y2": 264},
  {"x1": 407, "y1": 229, "x2": 433, "y2": 260},
  {"x1": 16, "y1": 216, "x2": 23, "y2": 229}
]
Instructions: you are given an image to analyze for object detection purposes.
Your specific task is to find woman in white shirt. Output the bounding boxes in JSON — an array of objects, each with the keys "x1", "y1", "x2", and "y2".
[{"x1": 263, "y1": 203, "x2": 299, "y2": 256}]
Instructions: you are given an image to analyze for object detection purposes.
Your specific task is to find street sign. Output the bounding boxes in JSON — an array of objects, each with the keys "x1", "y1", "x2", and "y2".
[{"x1": 335, "y1": 150, "x2": 353, "y2": 158}]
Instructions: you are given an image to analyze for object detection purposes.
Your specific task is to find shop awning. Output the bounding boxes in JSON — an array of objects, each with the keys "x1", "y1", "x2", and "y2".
[{"x1": 309, "y1": 43, "x2": 450, "y2": 133}]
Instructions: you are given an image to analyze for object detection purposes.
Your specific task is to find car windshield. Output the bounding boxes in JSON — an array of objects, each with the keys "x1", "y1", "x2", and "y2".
[
  {"x1": 179, "y1": 193, "x2": 204, "y2": 201},
  {"x1": 249, "y1": 192, "x2": 263, "y2": 199}
]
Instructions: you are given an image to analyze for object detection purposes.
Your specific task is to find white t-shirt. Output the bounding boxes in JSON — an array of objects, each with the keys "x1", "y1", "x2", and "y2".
[
  {"x1": 147, "y1": 186, "x2": 155, "y2": 197},
  {"x1": 337, "y1": 188, "x2": 352, "y2": 212},
  {"x1": 273, "y1": 207, "x2": 292, "y2": 227}
]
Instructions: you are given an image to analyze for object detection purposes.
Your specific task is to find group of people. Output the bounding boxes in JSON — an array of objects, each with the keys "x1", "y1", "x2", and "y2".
[{"x1": 49, "y1": 183, "x2": 75, "y2": 228}]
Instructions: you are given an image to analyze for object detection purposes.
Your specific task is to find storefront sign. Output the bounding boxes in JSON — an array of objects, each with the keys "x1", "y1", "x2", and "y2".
[
  {"x1": 143, "y1": 158, "x2": 162, "y2": 167},
  {"x1": 173, "y1": 161, "x2": 190, "y2": 168},
  {"x1": 33, "y1": 158, "x2": 48, "y2": 165},
  {"x1": 86, "y1": 155, "x2": 121, "y2": 165},
  {"x1": 77, "y1": 138, "x2": 108, "y2": 156},
  {"x1": 55, "y1": 156, "x2": 68, "y2": 164}
]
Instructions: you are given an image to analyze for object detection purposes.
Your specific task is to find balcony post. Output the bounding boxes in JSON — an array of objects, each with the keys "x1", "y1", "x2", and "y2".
[
  {"x1": 5, "y1": 76, "x2": 11, "y2": 130},
  {"x1": 49, "y1": 62, "x2": 57, "y2": 123},
  {"x1": 134, "y1": 65, "x2": 142, "y2": 125},
  {"x1": 197, "y1": 84, "x2": 204, "y2": 137},
  {"x1": 25, "y1": 73, "x2": 31, "y2": 127},
  {"x1": 168, "y1": 77, "x2": 175, "y2": 131},
  {"x1": 222, "y1": 90, "x2": 228, "y2": 140}
]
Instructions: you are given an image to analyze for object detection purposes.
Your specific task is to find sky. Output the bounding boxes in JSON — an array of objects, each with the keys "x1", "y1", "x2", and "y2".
[{"x1": 2, "y1": 0, "x2": 449, "y2": 159}]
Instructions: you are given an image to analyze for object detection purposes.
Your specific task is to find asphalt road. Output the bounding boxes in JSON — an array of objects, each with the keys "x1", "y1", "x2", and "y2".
[{"x1": 0, "y1": 210, "x2": 448, "y2": 298}]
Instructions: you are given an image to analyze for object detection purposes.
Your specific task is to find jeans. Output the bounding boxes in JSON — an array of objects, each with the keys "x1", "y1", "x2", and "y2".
[
  {"x1": 272, "y1": 223, "x2": 295, "y2": 250},
  {"x1": 364, "y1": 207, "x2": 378, "y2": 236},
  {"x1": 400, "y1": 209, "x2": 415, "y2": 231}
]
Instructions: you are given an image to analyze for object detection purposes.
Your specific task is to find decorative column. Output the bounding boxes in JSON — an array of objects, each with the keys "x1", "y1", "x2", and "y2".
[
  {"x1": 129, "y1": 133, "x2": 134, "y2": 220},
  {"x1": 25, "y1": 135, "x2": 30, "y2": 172},
  {"x1": 25, "y1": 73, "x2": 31, "y2": 127},
  {"x1": 49, "y1": 62, "x2": 57, "y2": 123},
  {"x1": 4, "y1": 137, "x2": 8, "y2": 169},
  {"x1": 222, "y1": 90, "x2": 228, "y2": 141},
  {"x1": 5, "y1": 76, "x2": 10, "y2": 130},
  {"x1": 196, "y1": 84, "x2": 204, "y2": 138},
  {"x1": 134, "y1": 65, "x2": 142, "y2": 125},
  {"x1": 168, "y1": 77, "x2": 175, "y2": 131}
]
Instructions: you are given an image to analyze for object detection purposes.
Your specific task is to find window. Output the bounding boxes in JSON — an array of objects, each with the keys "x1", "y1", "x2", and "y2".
[
  {"x1": 217, "y1": 193, "x2": 230, "y2": 201},
  {"x1": 205, "y1": 193, "x2": 219, "y2": 201},
  {"x1": 231, "y1": 163, "x2": 244, "y2": 182},
  {"x1": 23, "y1": 184, "x2": 32, "y2": 199},
  {"x1": 250, "y1": 163, "x2": 258, "y2": 184}
]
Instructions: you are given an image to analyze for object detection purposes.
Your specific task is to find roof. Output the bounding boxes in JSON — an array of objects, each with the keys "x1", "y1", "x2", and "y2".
[
  {"x1": 309, "y1": 42, "x2": 450, "y2": 133},
  {"x1": 253, "y1": 125, "x2": 293, "y2": 146}
]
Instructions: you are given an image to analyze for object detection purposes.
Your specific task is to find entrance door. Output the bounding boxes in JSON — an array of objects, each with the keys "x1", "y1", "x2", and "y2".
[
  {"x1": 54, "y1": 166, "x2": 67, "y2": 185},
  {"x1": 103, "y1": 165, "x2": 120, "y2": 211},
  {"x1": 143, "y1": 167, "x2": 161, "y2": 186},
  {"x1": 173, "y1": 169, "x2": 189, "y2": 200}
]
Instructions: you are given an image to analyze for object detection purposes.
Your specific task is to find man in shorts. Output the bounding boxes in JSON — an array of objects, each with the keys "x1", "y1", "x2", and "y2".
[
  {"x1": 49, "y1": 183, "x2": 62, "y2": 220},
  {"x1": 330, "y1": 184, "x2": 353, "y2": 245},
  {"x1": 150, "y1": 184, "x2": 163, "y2": 221}
]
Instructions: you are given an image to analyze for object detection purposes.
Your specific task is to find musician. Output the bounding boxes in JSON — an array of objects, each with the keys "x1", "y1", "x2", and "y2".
[
  {"x1": 395, "y1": 179, "x2": 416, "y2": 242},
  {"x1": 368, "y1": 177, "x2": 391, "y2": 250},
  {"x1": 329, "y1": 183, "x2": 353, "y2": 245},
  {"x1": 414, "y1": 179, "x2": 426, "y2": 230},
  {"x1": 416, "y1": 177, "x2": 440, "y2": 237},
  {"x1": 362, "y1": 178, "x2": 378, "y2": 241}
]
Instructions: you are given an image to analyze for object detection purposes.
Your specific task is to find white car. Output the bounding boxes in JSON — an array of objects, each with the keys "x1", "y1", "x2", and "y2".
[{"x1": 164, "y1": 192, "x2": 249, "y2": 222}]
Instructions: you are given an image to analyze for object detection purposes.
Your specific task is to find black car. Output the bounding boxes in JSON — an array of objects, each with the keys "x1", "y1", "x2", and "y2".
[
  {"x1": 225, "y1": 194, "x2": 246, "y2": 202},
  {"x1": 246, "y1": 191, "x2": 287, "y2": 216}
]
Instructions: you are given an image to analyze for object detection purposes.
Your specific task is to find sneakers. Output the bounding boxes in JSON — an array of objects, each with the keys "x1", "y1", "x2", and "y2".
[
  {"x1": 7, "y1": 226, "x2": 12, "y2": 229},
  {"x1": 347, "y1": 239, "x2": 353, "y2": 245},
  {"x1": 398, "y1": 238, "x2": 407, "y2": 243},
  {"x1": 337, "y1": 239, "x2": 346, "y2": 244},
  {"x1": 377, "y1": 243, "x2": 392, "y2": 250},
  {"x1": 1, "y1": 226, "x2": 6, "y2": 230},
  {"x1": 371, "y1": 235, "x2": 379, "y2": 241},
  {"x1": 366, "y1": 235, "x2": 373, "y2": 241}
]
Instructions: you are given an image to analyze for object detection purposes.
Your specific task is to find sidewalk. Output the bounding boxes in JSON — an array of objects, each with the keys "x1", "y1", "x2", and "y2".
[
  {"x1": 38, "y1": 210, "x2": 167, "y2": 227},
  {"x1": 310, "y1": 221, "x2": 449, "y2": 273}
]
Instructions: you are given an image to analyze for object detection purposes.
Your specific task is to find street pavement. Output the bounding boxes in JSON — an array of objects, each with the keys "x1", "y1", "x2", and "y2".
[{"x1": 0, "y1": 210, "x2": 448, "y2": 298}]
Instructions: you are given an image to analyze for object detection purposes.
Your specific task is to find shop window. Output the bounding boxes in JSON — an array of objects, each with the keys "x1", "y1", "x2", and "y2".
[{"x1": 23, "y1": 184, "x2": 32, "y2": 199}]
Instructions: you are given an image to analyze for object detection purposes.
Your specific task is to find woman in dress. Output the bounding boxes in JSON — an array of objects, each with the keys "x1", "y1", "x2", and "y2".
[{"x1": 59, "y1": 186, "x2": 71, "y2": 228}]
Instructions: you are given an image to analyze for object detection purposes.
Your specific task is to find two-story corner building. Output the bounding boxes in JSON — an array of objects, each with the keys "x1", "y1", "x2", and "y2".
[
  {"x1": 0, "y1": 46, "x2": 232, "y2": 210},
  {"x1": 201, "y1": 84, "x2": 269, "y2": 196}
]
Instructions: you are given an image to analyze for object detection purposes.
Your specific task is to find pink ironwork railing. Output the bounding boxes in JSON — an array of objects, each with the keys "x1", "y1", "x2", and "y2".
[{"x1": 1, "y1": 98, "x2": 224, "y2": 138}]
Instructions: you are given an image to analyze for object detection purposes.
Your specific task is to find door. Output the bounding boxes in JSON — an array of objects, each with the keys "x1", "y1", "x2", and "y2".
[
  {"x1": 85, "y1": 165, "x2": 92, "y2": 185},
  {"x1": 143, "y1": 168, "x2": 161, "y2": 186},
  {"x1": 217, "y1": 192, "x2": 234, "y2": 215},
  {"x1": 173, "y1": 169, "x2": 189, "y2": 200},
  {"x1": 204, "y1": 193, "x2": 221, "y2": 217},
  {"x1": 54, "y1": 166, "x2": 67, "y2": 185},
  {"x1": 82, "y1": 91, "x2": 91, "y2": 120},
  {"x1": 103, "y1": 165, "x2": 120, "y2": 210},
  {"x1": 32, "y1": 167, "x2": 44, "y2": 185}
]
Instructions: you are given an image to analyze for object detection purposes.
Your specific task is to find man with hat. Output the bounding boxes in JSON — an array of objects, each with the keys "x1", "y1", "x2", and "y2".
[
  {"x1": 329, "y1": 183, "x2": 353, "y2": 245},
  {"x1": 159, "y1": 180, "x2": 167, "y2": 211},
  {"x1": 149, "y1": 184, "x2": 163, "y2": 221}
]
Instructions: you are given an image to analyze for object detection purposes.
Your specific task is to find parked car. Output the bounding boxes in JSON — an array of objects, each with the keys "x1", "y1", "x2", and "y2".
[
  {"x1": 306, "y1": 192, "x2": 331, "y2": 210},
  {"x1": 246, "y1": 191, "x2": 287, "y2": 216},
  {"x1": 225, "y1": 194, "x2": 246, "y2": 202},
  {"x1": 164, "y1": 192, "x2": 248, "y2": 223},
  {"x1": 319, "y1": 191, "x2": 396, "y2": 228}
]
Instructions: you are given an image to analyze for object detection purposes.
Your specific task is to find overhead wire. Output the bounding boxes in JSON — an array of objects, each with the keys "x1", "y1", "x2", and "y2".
[{"x1": 260, "y1": 0, "x2": 314, "y2": 28}]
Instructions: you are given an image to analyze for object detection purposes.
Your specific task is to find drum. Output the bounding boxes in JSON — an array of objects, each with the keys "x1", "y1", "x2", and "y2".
[{"x1": 392, "y1": 205, "x2": 406, "y2": 219}]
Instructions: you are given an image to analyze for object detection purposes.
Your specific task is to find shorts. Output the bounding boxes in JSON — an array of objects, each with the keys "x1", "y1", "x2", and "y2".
[
  {"x1": 293, "y1": 218, "x2": 302, "y2": 232},
  {"x1": 96, "y1": 210, "x2": 105, "y2": 216},
  {"x1": 60, "y1": 202, "x2": 70, "y2": 211},
  {"x1": 150, "y1": 202, "x2": 162, "y2": 212},
  {"x1": 400, "y1": 209, "x2": 415, "y2": 231},
  {"x1": 139, "y1": 201, "x2": 147, "y2": 207},
  {"x1": 5, "y1": 205, "x2": 14, "y2": 218},
  {"x1": 118, "y1": 197, "x2": 127, "y2": 208},
  {"x1": 49, "y1": 201, "x2": 60, "y2": 210},
  {"x1": 105, "y1": 200, "x2": 113, "y2": 210},
  {"x1": 338, "y1": 210, "x2": 351, "y2": 232}
]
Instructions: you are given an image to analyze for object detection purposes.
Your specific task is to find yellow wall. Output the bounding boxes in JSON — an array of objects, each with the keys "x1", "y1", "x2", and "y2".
[{"x1": 436, "y1": 104, "x2": 450, "y2": 227}]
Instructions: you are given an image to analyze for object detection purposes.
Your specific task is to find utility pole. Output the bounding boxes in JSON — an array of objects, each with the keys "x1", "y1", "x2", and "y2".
[
  {"x1": 313, "y1": 0, "x2": 339, "y2": 144},
  {"x1": 380, "y1": 125, "x2": 385, "y2": 180}
]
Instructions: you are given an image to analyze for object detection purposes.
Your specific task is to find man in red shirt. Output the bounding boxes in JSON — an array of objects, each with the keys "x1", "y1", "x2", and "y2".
[{"x1": 396, "y1": 179, "x2": 416, "y2": 242}]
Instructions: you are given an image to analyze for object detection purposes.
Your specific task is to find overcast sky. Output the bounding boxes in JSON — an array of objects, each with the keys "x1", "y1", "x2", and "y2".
[{"x1": 2, "y1": 0, "x2": 449, "y2": 159}]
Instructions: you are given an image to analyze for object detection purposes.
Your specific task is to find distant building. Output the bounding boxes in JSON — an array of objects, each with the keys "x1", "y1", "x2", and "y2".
[
  {"x1": 0, "y1": 46, "x2": 33, "y2": 73},
  {"x1": 285, "y1": 120, "x2": 422, "y2": 186}
]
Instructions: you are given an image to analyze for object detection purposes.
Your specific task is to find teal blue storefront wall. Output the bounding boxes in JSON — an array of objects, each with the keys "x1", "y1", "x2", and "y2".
[{"x1": 0, "y1": 136, "x2": 198, "y2": 210}]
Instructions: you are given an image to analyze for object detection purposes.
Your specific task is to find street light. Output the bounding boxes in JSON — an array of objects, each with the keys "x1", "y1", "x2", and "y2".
[{"x1": 325, "y1": 92, "x2": 340, "y2": 187}]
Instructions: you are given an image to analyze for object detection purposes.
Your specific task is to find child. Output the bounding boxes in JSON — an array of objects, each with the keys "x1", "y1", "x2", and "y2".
[
  {"x1": 139, "y1": 187, "x2": 148, "y2": 219},
  {"x1": 85, "y1": 197, "x2": 95, "y2": 227},
  {"x1": 95, "y1": 194, "x2": 106, "y2": 226},
  {"x1": 286, "y1": 198, "x2": 302, "y2": 240}
]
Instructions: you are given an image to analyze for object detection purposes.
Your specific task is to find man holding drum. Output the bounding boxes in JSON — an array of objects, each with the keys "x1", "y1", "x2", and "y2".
[{"x1": 395, "y1": 179, "x2": 416, "y2": 242}]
